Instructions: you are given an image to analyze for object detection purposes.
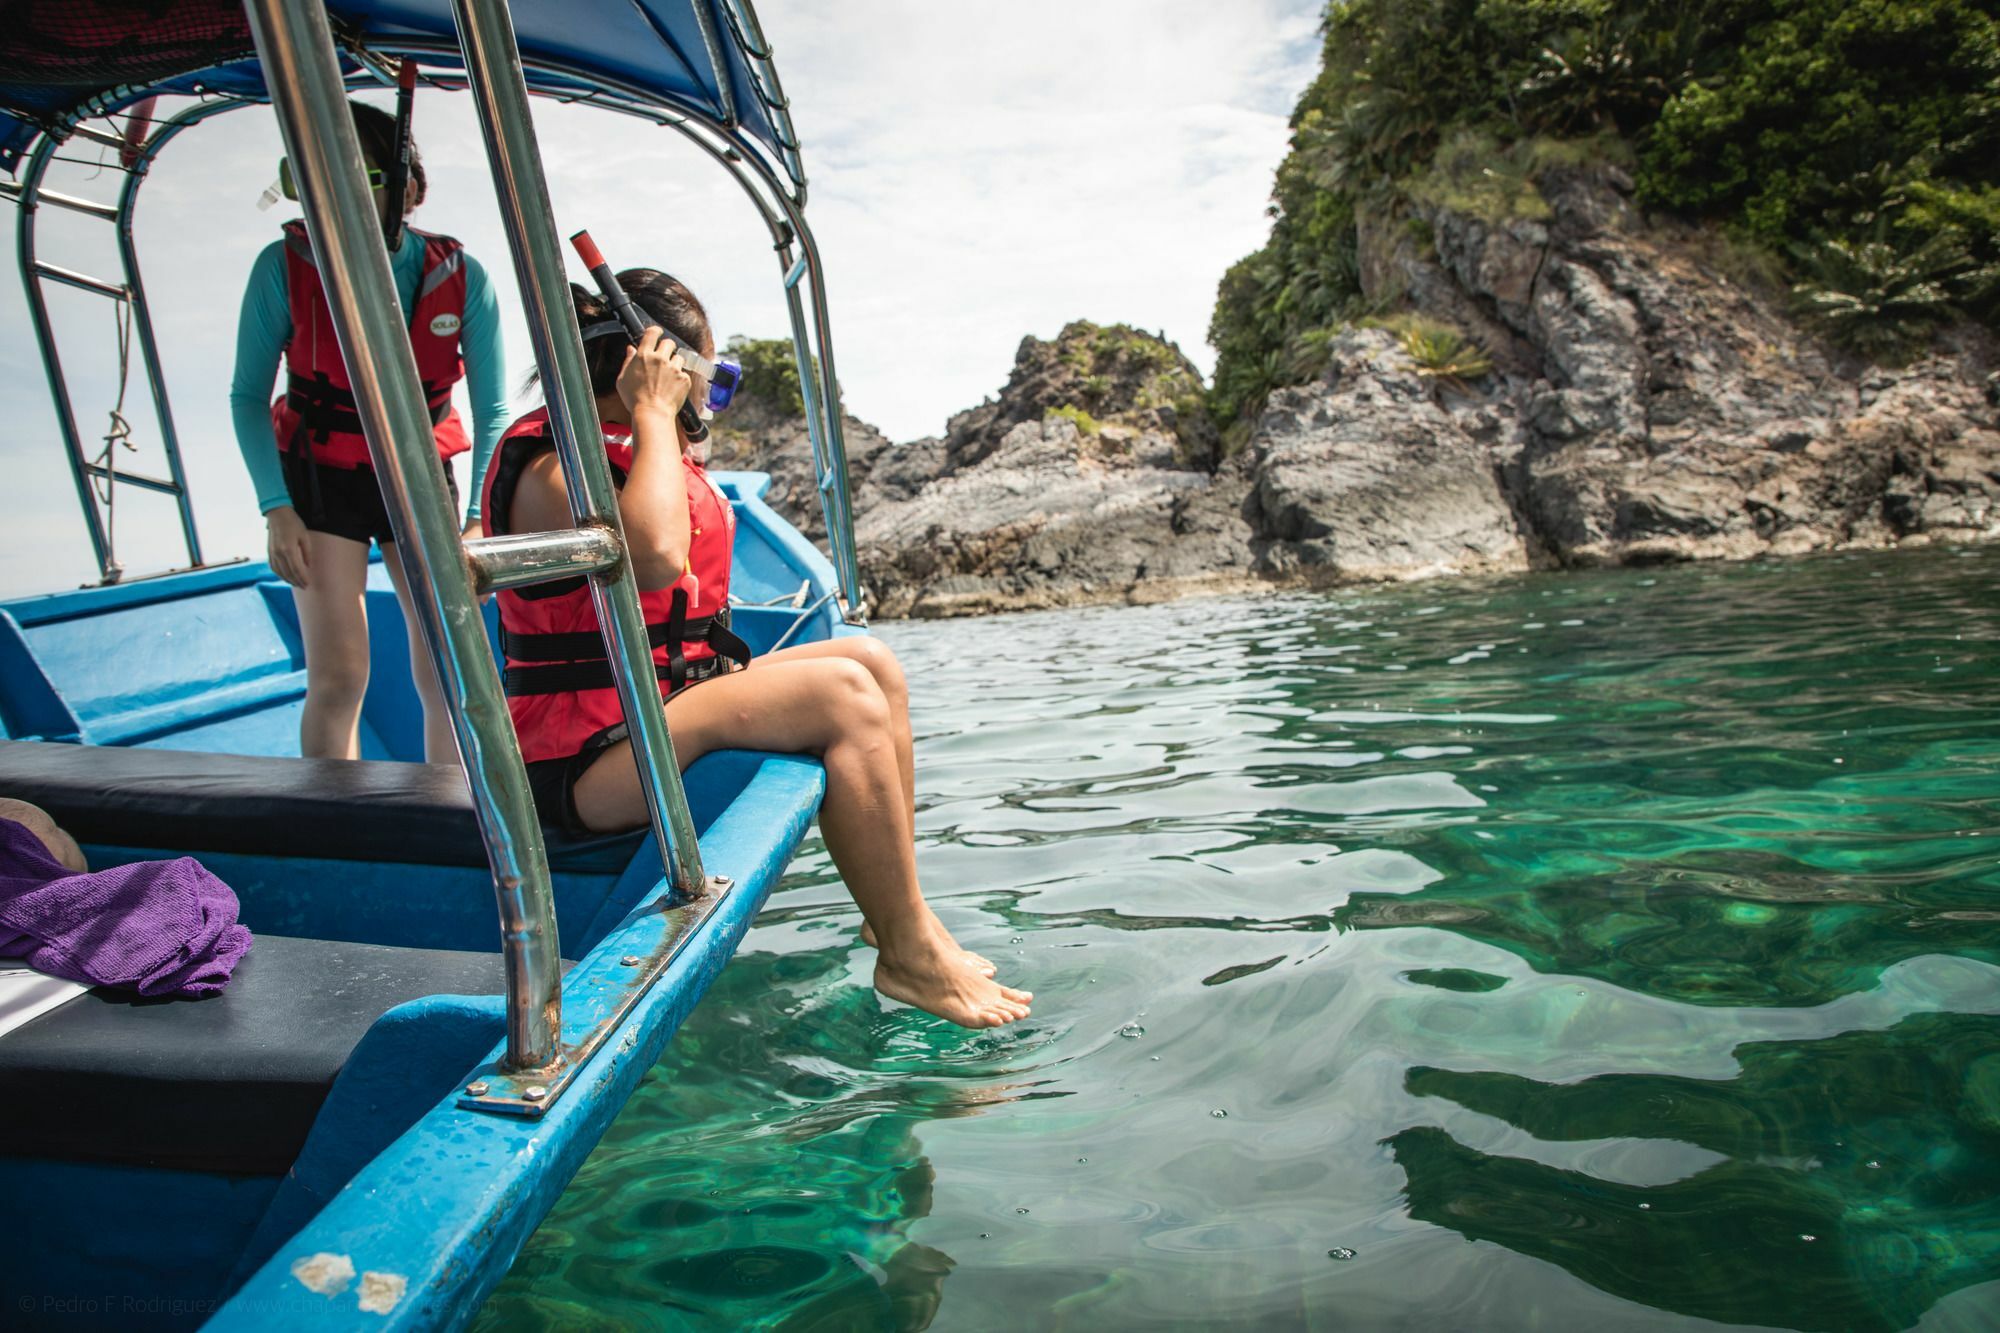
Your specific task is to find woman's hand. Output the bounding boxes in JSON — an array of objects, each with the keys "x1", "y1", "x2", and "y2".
[
  {"x1": 266, "y1": 505, "x2": 311, "y2": 588},
  {"x1": 616, "y1": 325, "x2": 692, "y2": 428}
]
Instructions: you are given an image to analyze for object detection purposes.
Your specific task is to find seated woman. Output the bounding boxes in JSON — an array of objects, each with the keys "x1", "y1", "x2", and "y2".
[{"x1": 483, "y1": 274, "x2": 1031, "y2": 1030}]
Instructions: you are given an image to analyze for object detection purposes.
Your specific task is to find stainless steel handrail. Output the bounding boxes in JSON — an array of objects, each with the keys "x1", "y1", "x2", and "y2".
[
  {"x1": 465, "y1": 527, "x2": 622, "y2": 595},
  {"x1": 243, "y1": 0, "x2": 564, "y2": 1073},
  {"x1": 449, "y1": 0, "x2": 714, "y2": 900}
]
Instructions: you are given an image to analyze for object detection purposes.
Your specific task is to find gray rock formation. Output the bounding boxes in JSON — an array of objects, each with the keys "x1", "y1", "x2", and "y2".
[
  {"x1": 705, "y1": 397, "x2": 893, "y2": 545},
  {"x1": 727, "y1": 168, "x2": 1997, "y2": 618},
  {"x1": 1358, "y1": 167, "x2": 1998, "y2": 571},
  {"x1": 849, "y1": 323, "x2": 1254, "y2": 619},
  {"x1": 1246, "y1": 331, "x2": 1529, "y2": 584}
]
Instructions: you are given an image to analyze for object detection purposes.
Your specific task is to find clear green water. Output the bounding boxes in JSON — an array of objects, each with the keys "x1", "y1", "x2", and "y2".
[{"x1": 476, "y1": 545, "x2": 2000, "y2": 1332}]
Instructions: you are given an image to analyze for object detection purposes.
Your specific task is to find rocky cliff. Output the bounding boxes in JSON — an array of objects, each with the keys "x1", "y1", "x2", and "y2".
[
  {"x1": 733, "y1": 169, "x2": 1999, "y2": 618},
  {"x1": 1268, "y1": 165, "x2": 2000, "y2": 578}
]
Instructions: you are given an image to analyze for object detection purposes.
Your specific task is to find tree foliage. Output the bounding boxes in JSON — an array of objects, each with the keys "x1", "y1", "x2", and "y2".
[
  {"x1": 724, "y1": 335, "x2": 807, "y2": 418},
  {"x1": 1208, "y1": 0, "x2": 2000, "y2": 430}
]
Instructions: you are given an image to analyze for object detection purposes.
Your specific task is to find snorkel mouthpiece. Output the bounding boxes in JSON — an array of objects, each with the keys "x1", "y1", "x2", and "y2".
[{"x1": 570, "y1": 230, "x2": 709, "y2": 444}]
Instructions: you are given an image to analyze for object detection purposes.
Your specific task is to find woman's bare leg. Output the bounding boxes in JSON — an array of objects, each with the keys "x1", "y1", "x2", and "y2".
[
  {"x1": 751, "y1": 639, "x2": 996, "y2": 973},
  {"x1": 569, "y1": 657, "x2": 1030, "y2": 1028},
  {"x1": 380, "y1": 544, "x2": 459, "y2": 764},
  {"x1": 291, "y1": 531, "x2": 374, "y2": 759},
  {"x1": 755, "y1": 637, "x2": 914, "y2": 814}
]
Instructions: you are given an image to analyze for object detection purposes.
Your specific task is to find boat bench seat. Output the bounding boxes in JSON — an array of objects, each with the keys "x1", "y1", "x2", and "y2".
[
  {"x1": 0, "y1": 736, "x2": 642, "y2": 873},
  {"x1": 0, "y1": 934, "x2": 518, "y2": 1174}
]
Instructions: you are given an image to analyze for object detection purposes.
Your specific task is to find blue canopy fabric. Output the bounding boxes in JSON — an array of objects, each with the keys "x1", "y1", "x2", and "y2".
[{"x1": 0, "y1": 0, "x2": 798, "y2": 189}]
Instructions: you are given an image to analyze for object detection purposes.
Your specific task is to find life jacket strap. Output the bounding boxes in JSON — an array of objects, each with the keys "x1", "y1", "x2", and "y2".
[
  {"x1": 500, "y1": 604, "x2": 739, "y2": 662},
  {"x1": 283, "y1": 371, "x2": 453, "y2": 449},
  {"x1": 500, "y1": 602, "x2": 752, "y2": 697},
  {"x1": 501, "y1": 652, "x2": 740, "y2": 697}
]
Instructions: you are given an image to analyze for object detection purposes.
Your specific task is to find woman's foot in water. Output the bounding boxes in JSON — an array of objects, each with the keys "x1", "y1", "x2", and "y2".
[
  {"x1": 860, "y1": 919, "x2": 996, "y2": 977},
  {"x1": 872, "y1": 917, "x2": 1031, "y2": 1029}
]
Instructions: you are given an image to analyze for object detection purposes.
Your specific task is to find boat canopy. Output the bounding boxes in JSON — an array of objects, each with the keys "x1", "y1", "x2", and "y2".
[
  {"x1": 0, "y1": 0, "x2": 803, "y2": 195},
  {"x1": 0, "y1": 0, "x2": 863, "y2": 602}
]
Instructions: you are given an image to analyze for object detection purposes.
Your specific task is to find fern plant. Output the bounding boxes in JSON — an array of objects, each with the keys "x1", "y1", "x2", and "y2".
[
  {"x1": 1393, "y1": 318, "x2": 1494, "y2": 386},
  {"x1": 1789, "y1": 232, "x2": 1981, "y2": 362}
]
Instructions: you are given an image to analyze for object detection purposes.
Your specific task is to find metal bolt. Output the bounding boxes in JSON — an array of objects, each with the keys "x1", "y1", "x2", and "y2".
[
  {"x1": 712, "y1": 875, "x2": 733, "y2": 890},
  {"x1": 465, "y1": 1081, "x2": 490, "y2": 1097},
  {"x1": 620, "y1": 955, "x2": 643, "y2": 967},
  {"x1": 523, "y1": 1084, "x2": 549, "y2": 1102}
]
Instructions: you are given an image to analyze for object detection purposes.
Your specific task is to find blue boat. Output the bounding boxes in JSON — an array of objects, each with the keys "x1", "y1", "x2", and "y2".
[{"x1": 0, "y1": 2, "x2": 866, "y2": 1327}]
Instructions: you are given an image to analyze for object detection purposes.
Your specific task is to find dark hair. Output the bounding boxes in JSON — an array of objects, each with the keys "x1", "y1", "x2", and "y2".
[
  {"x1": 350, "y1": 101, "x2": 425, "y2": 211},
  {"x1": 572, "y1": 269, "x2": 713, "y2": 398}
]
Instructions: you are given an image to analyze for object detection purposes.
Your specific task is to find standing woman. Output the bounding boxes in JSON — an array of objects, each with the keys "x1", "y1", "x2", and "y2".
[
  {"x1": 484, "y1": 273, "x2": 1032, "y2": 1030},
  {"x1": 230, "y1": 98, "x2": 509, "y2": 761}
]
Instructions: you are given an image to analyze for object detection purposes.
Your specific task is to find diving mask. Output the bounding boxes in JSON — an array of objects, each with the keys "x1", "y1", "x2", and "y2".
[
  {"x1": 258, "y1": 157, "x2": 385, "y2": 209},
  {"x1": 579, "y1": 320, "x2": 744, "y2": 414}
]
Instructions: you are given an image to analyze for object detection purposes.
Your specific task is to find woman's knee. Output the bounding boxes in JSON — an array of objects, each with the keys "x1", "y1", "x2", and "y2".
[
  {"x1": 306, "y1": 641, "x2": 371, "y2": 703},
  {"x1": 848, "y1": 637, "x2": 907, "y2": 699},
  {"x1": 820, "y1": 658, "x2": 893, "y2": 735}
]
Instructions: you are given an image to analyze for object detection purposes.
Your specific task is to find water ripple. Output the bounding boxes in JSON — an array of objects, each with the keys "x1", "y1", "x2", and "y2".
[{"x1": 479, "y1": 546, "x2": 2000, "y2": 1332}]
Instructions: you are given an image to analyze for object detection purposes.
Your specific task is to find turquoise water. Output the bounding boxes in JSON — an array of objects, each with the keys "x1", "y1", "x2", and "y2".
[{"x1": 476, "y1": 545, "x2": 2000, "y2": 1332}]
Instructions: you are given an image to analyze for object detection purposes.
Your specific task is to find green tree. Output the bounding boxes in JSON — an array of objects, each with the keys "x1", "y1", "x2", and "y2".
[
  {"x1": 1209, "y1": 0, "x2": 1998, "y2": 426},
  {"x1": 1639, "y1": 0, "x2": 2000, "y2": 245}
]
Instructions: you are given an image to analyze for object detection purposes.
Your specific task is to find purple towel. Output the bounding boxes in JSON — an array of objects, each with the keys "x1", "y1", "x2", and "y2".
[{"x1": 0, "y1": 817, "x2": 252, "y2": 997}]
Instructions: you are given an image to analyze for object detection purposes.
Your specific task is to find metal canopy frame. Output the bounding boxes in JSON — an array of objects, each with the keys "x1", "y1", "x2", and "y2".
[
  {"x1": 4, "y1": 0, "x2": 864, "y2": 1105},
  {"x1": 4, "y1": 1, "x2": 863, "y2": 617}
]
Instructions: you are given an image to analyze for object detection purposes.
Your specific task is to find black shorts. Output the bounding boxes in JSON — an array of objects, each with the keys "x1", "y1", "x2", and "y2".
[
  {"x1": 282, "y1": 451, "x2": 459, "y2": 546},
  {"x1": 524, "y1": 724, "x2": 628, "y2": 840},
  {"x1": 521, "y1": 663, "x2": 737, "y2": 837}
]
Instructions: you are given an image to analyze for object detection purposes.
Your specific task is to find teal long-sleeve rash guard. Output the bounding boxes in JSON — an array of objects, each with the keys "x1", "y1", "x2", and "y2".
[{"x1": 229, "y1": 226, "x2": 510, "y2": 521}]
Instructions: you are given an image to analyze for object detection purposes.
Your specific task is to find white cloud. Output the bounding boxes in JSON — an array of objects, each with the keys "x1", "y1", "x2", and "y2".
[{"x1": 0, "y1": 2, "x2": 1318, "y2": 596}]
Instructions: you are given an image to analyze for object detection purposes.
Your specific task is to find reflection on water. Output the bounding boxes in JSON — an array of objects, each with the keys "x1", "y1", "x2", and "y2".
[{"x1": 477, "y1": 546, "x2": 2000, "y2": 1331}]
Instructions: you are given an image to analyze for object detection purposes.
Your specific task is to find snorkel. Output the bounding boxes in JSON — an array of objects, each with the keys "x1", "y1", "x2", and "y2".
[
  {"x1": 568, "y1": 231, "x2": 744, "y2": 447},
  {"x1": 258, "y1": 70, "x2": 417, "y2": 252},
  {"x1": 381, "y1": 58, "x2": 418, "y2": 252}
]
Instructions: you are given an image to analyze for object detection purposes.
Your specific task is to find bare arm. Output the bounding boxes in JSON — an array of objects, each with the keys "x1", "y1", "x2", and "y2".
[{"x1": 509, "y1": 327, "x2": 695, "y2": 591}]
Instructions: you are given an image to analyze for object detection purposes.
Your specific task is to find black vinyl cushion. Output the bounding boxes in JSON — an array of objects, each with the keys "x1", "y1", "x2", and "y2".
[
  {"x1": 0, "y1": 738, "x2": 641, "y2": 872},
  {"x1": 0, "y1": 935, "x2": 512, "y2": 1174}
]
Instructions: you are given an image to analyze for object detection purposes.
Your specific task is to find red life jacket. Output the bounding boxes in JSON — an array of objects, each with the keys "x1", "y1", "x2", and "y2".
[
  {"x1": 482, "y1": 407, "x2": 749, "y2": 764},
  {"x1": 270, "y1": 218, "x2": 472, "y2": 469}
]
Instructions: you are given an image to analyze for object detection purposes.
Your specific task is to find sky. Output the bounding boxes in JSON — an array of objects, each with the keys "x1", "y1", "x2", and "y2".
[{"x1": 0, "y1": 1, "x2": 1322, "y2": 597}]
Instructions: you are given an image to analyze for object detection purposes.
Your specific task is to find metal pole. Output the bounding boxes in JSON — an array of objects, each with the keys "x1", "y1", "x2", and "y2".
[
  {"x1": 466, "y1": 527, "x2": 622, "y2": 595},
  {"x1": 242, "y1": 0, "x2": 563, "y2": 1072},
  {"x1": 777, "y1": 229, "x2": 862, "y2": 616},
  {"x1": 688, "y1": 0, "x2": 738, "y2": 128},
  {"x1": 15, "y1": 135, "x2": 119, "y2": 582},
  {"x1": 115, "y1": 118, "x2": 204, "y2": 570},
  {"x1": 450, "y1": 0, "x2": 713, "y2": 897}
]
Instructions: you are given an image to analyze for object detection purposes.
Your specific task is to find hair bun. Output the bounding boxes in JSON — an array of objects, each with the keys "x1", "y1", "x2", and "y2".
[{"x1": 569, "y1": 283, "x2": 607, "y2": 320}]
